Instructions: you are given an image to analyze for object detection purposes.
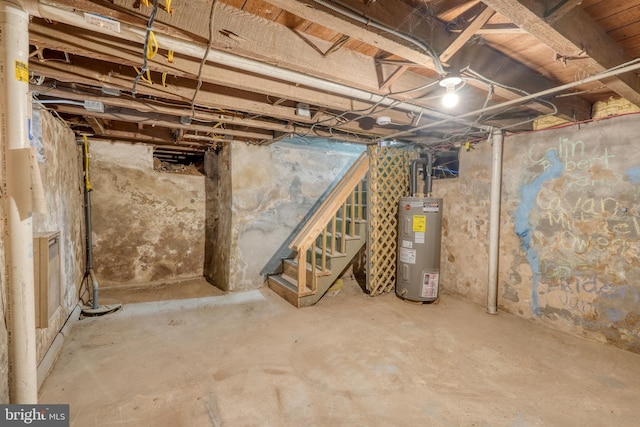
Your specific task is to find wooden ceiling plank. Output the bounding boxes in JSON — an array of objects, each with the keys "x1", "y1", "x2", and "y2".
[
  {"x1": 545, "y1": 0, "x2": 584, "y2": 24},
  {"x1": 29, "y1": 60, "x2": 318, "y2": 124},
  {"x1": 440, "y1": 6, "x2": 496, "y2": 63},
  {"x1": 261, "y1": 0, "x2": 437, "y2": 68},
  {"x1": 50, "y1": 104, "x2": 272, "y2": 140},
  {"x1": 438, "y1": 0, "x2": 482, "y2": 22},
  {"x1": 97, "y1": 130, "x2": 219, "y2": 147},
  {"x1": 472, "y1": 24, "x2": 527, "y2": 34},
  {"x1": 595, "y1": 7, "x2": 640, "y2": 34},
  {"x1": 32, "y1": 1, "x2": 389, "y2": 93},
  {"x1": 32, "y1": 86, "x2": 292, "y2": 133},
  {"x1": 380, "y1": 65, "x2": 410, "y2": 92},
  {"x1": 292, "y1": 0, "x2": 592, "y2": 120},
  {"x1": 29, "y1": 20, "x2": 419, "y2": 125},
  {"x1": 482, "y1": 0, "x2": 640, "y2": 105},
  {"x1": 85, "y1": 116, "x2": 105, "y2": 135},
  {"x1": 31, "y1": 65, "x2": 402, "y2": 140},
  {"x1": 33, "y1": 0, "x2": 206, "y2": 43}
]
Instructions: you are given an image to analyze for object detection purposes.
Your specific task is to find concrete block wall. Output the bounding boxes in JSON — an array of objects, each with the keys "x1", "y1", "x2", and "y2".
[{"x1": 435, "y1": 114, "x2": 640, "y2": 352}]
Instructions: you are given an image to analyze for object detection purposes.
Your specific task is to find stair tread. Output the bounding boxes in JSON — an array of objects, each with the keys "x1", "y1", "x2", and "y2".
[
  {"x1": 268, "y1": 274, "x2": 314, "y2": 297},
  {"x1": 283, "y1": 258, "x2": 332, "y2": 276},
  {"x1": 334, "y1": 217, "x2": 368, "y2": 224},
  {"x1": 324, "y1": 231, "x2": 362, "y2": 240},
  {"x1": 313, "y1": 247, "x2": 346, "y2": 258}
]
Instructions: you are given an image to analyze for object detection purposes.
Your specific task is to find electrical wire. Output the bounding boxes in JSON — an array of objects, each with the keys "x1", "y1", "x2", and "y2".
[
  {"x1": 316, "y1": 0, "x2": 446, "y2": 75},
  {"x1": 132, "y1": 0, "x2": 160, "y2": 97},
  {"x1": 190, "y1": 0, "x2": 218, "y2": 120}
]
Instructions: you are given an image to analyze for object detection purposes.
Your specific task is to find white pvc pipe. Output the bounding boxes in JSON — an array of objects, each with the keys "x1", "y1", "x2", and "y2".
[
  {"x1": 25, "y1": 0, "x2": 457, "y2": 122},
  {"x1": 1, "y1": 0, "x2": 38, "y2": 402},
  {"x1": 487, "y1": 129, "x2": 503, "y2": 315}
]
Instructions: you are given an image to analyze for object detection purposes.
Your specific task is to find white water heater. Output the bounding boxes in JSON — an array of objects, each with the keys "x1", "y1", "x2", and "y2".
[
  {"x1": 396, "y1": 196, "x2": 443, "y2": 302},
  {"x1": 396, "y1": 154, "x2": 443, "y2": 302}
]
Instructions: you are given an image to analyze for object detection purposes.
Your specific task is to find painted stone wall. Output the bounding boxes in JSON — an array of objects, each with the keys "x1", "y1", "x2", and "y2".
[
  {"x1": 90, "y1": 141, "x2": 206, "y2": 287},
  {"x1": 0, "y1": 108, "x2": 84, "y2": 400},
  {"x1": 31, "y1": 109, "x2": 85, "y2": 364},
  {"x1": 228, "y1": 140, "x2": 363, "y2": 291},
  {"x1": 435, "y1": 115, "x2": 640, "y2": 352}
]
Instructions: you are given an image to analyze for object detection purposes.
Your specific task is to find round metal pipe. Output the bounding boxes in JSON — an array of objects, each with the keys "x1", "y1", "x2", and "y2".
[
  {"x1": 1, "y1": 0, "x2": 38, "y2": 403},
  {"x1": 487, "y1": 129, "x2": 503, "y2": 315}
]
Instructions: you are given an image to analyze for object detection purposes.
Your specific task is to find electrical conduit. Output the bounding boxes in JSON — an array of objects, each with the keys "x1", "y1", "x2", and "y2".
[
  {"x1": 24, "y1": 0, "x2": 457, "y2": 122},
  {"x1": 82, "y1": 135, "x2": 99, "y2": 310},
  {"x1": 1, "y1": 0, "x2": 38, "y2": 403},
  {"x1": 487, "y1": 129, "x2": 503, "y2": 314}
]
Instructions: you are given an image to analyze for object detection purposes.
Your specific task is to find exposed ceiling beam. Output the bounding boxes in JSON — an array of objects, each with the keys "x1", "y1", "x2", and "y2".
[
  {"x1": 440, "y1": 6, "x2": 496, "y2": 63},
  {"x1": 31, "y1": 0, "x2": 399, "y2": 94},
  {"x1": 481, "y1": 0, "x2": 640, "y2": 105},
  {"x1": 48, "y1": 104, "x2": 274, "y2": 140},
  {"x1": 438, "y1": 0, "x2": 483, "y2": 21},
  {"x1": 456, "y1": 24, "x2": 525, "y2": 34},
  {"x1": 544, "y1": 0, "x2": 584, "y2": 24},
  {"x1": 85, "y1": 116, "x2": 105, "y2": 136},
  {"x1": 29, "y1": 20, "x2": 418, "y2": 126},
  {"x1": 262, "y1": 0, "x2": 438, "y2": 69},
  {"x1": 29, "y1": 60, "x2": 337, "y2": 129},
  {"x1": 32, "y1": 86, "x2": 294, "y2": 133},
  {"x1": 271, "y1": 0, "x2": 591, "y2": 121},
  {"x1": 86, "y1": 128, "x2": 219, "y2": 148}
]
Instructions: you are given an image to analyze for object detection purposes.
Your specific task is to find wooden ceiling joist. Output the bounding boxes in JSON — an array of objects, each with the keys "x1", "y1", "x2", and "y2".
[
  {"x1": 481, "y1": 0, "x2": 640, "y2": 105},
  {"x1": 262, "y1": 0, "x2": 592, "y2": 121},
  {"x1": 49, "y1": 104, "x2": 273, "y2": 141},
  {"x1": 439, "y1": 6, "x2": 496, "y2": 63}
]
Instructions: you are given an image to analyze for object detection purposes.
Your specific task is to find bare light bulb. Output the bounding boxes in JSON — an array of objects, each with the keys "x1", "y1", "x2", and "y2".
[
  {"x1": 439, "y1": 76, "x2": 462, "y2": 109},
  {"x1": 442, "y1": 87, "x2": 459, "y2": 108}
]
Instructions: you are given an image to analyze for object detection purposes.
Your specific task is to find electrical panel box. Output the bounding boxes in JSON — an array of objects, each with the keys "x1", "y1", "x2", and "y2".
[{"x1": 33, "y1": 231, "x2": 61, "y2": 328}]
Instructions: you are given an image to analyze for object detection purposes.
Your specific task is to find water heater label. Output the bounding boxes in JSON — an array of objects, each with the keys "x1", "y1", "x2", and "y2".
[
  {"x1": 402, "y1": 240, "x2": 413, "y2": 249},
  {"x1": 415, "y1": 232, "x2": 425, "y2": 243},
  {"x1": 421, "y1": 272, "x2": 439, "y2": 298},
  {"x1": 399, "y1": 247, "x2": 416, "y2": 264},
  {"x1": 423, "y1": 201, "x2": 440, "y2": 213},
  {"x1": 412, "y1": 215, "x2": 426, "y2": 232}
]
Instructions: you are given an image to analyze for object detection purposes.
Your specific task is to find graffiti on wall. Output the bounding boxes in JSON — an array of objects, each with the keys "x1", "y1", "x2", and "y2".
[{"x1": 513, "y1": 135, "x2": 640, "y2": 327}]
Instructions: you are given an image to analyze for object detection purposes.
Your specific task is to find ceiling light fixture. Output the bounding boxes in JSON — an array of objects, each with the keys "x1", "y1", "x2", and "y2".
[
  {"x1": 439, "y1": 76, "x2": 462, "y2": 108},
  {"x1": 376, "y1": 116, "x2": 392, "y2": 126}
]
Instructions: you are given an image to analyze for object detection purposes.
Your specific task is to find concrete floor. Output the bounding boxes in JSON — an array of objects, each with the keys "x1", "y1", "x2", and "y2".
[
  {"x1": 40, "y1": 279, "x2": 640, "y2": 426},
  {"x1": 98, "y1": 277, "x2": 225, "y2": 304}
]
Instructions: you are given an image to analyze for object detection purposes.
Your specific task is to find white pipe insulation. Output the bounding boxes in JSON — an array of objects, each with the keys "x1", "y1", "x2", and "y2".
[
  {"x1": 0, "y1": 0, "x2": 38, "y2": 402},
  {"x1": 487, "y1": 129, "x2": 503, "y2": 315},
  {"x1": 23, "y1": 0, "x2": 458, "y2": 123}
]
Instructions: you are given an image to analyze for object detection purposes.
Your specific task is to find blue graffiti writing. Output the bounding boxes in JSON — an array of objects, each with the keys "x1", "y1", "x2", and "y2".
[
  {"x1": 625, "y1": 165, "x2": 640, "y2": 183},
  {"x1": 515, "y1": 150, "x2": 563, "y2": 315},
  {"x1": 543, "y1": 275, "x2": 615, "y2": 296}
]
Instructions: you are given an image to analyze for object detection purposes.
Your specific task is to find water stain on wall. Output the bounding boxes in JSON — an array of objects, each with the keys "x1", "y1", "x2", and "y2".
[{"x1": 91, "y1": 142, "x2": 206, "y2": 287}]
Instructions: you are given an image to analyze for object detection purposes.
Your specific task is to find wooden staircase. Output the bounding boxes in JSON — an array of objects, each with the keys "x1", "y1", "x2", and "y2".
[{"x1": 267, "y1": 153, "x2": 369, "y2": 307}]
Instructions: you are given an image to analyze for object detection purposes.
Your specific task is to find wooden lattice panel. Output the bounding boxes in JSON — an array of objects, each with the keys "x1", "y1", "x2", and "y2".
[{"x1": 366, "y1": 145, "x2": 417, "y2": 296}]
